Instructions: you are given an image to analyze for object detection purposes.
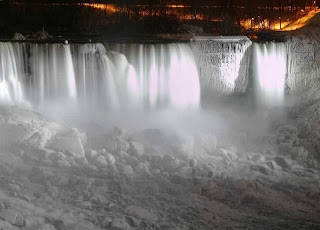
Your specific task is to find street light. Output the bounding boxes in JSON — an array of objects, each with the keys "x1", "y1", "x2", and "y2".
[{"x1": 279, "y1": 17, "x2": 282, "y2": 29}]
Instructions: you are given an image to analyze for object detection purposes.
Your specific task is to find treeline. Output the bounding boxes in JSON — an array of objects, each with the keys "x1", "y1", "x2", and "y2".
[{"x1": 0, "y1": 0, "x2": 317, "y2": 35}]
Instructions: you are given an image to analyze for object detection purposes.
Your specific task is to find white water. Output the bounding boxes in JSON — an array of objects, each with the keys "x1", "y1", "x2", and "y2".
[
  {"x1": 0, "y1": 41, "x2": 289, "y2": 111},
  {"x1": 0, "y1": 43, "x2": 24, "y2": 105},
  {"x1": 0, "y1": 42, "x2": 200, "y2": 110},
  {"x1": 252, "y1": 42, "x2": 287, "y2": 107},
  {"x1": 105, "y1": 43, "x2": 200, "y2": 108}
]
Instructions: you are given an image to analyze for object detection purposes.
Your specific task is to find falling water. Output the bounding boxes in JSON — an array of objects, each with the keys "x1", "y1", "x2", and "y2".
[
  {"x1": 105, "y1": 43, "x2": 200, "y2": 108},
  {"x1": 0, "y1": 42, "x2": 200, "y2": 110},
  {"x1": 0, "y1": 43, "x2": 25, "y2": 105},
  {"x1": 252, "y1": 42, "x2": 287, "y2": 107}
]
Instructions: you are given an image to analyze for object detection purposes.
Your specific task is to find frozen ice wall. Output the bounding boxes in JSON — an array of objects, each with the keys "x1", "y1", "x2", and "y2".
[
  {"x1": 286, "y1": 37, "x2": 320, "y2": 95},
  {"x1": 191, "y1": 36, "x2": 252, "y2": 97}
]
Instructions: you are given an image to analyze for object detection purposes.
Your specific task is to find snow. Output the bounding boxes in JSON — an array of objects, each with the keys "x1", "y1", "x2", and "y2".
[
  {"x1": 1, "y1": 33, "x2": 320, "y2": 229},
  {"x1": 0, "y1": 103, "x2": 319, "y2": 229}
]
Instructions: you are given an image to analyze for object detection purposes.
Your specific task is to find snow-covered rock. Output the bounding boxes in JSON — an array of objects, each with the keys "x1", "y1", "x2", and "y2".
[
  {"x1": 110, "y1": 219, "x2": 130, "y2": 230},
  {"x1": 93, "y1": 156, "x2": 108, "y2": 168},
  {"x1": 0, "y1": 209, "x2": 25, "y2": 227},
  {"x1": 85, "y1": 149, "x2": 98, "y2": 161},
  {"x1": 0, "y1": 106, "x2": 59, "y2": 149},
  {"x1": 130, "y1": 142, "x2": 144, "y2": 156},
  {"x1": 116, "y1": 137, "x2": 130, "y2": 152},
  {"x1": 125, "y1": 205, "x2": 158, "y2": 221},
  {"x1": 12, "y1": 33, "x2": 26, "y2": 40},
  {"x1": 47, "y1": 130, "x2": 86, "y2": 158},
  {"x1": 103, "y1": 152, "x2": 116, "y2": 165}
]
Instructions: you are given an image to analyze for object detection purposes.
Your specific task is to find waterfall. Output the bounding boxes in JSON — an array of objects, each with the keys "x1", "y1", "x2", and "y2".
[
  {"x1": 0, "y1": 43, "x2": 25, "y2": 105},
  {"x1": 29, "y1": 43, "x2": 77, "y2": 106},
  {"x1": 0, "y1": 42, "x2": 200, "y2": 110},
  {"x1": 105, "y1": 43, "x2": 200, "y2": 108},
  {"x1": 252, "y1": 42, "x2": 287, "y2": 107}
]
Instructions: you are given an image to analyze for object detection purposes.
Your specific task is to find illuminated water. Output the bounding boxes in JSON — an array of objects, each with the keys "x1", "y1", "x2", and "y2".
[
  {"x1": 252, "y1": 42, "x2": 287, "y2": 106},
  {"x1": 0, "y1": 42, "x2": 200, "y2": 110},
  {"x1": 0, "y1": 40, "x2": 289, "y2": 111}
]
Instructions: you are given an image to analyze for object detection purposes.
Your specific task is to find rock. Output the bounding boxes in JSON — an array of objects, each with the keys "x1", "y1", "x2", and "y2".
[
  {"x1": 240, "y1": 192, "x2": 260, "y2": 205},
  {"x1": 170, "y1": 173, "x2": 187, "y2": 185},
  {"x1": 125, "y1": 216, "x2": 140, "y2": 227},
  {"x1": 273, "y1": 157, "x2": 291, "y2": 170},
  {"x1": 47, "y1": 131, "x2": 85, "y2": 157},
  {"x1": 130, "y1": 142, "x2": 144, "y2": 156},
  {"x1": 8, "y1": 184, "x2": 21, "y2": 193},
  {"x1": 219, "y1": 148, "x2": 237, "y2": 161},
  {"x1": 0, "y1": 209, "x2": 24, "y2": 227},
  {"x1": 117, "y1": 151, "x2": 129, "y2": 159},
  {"x1": 219, "y1": 148, "x2": 231, "y2": 161},
  {"x1": 33, "y1": 28, "x2": 53, "y2": 40},
  {"x1": 116, "y1": 137, "x2": 130, "y2": 152},
  {"x1": 277, "y1": 125, "x2": 300, "y2": 153},
  {"x1": 208, "y1": 189, "x2": 226, "y2": 201},
  {"x1": 105, "y1": 138, "x2": 118, "y2": 153},
  {"x1": 265, "y1": 161, "x2": 275, "y2": 169},
  {"x1": 0, "y1": 219, "x2": 20, "y2": 230},
  {"x1": 94, "y1": 156, "x2": 108, "y2": 168},
  {"x1": 113, "y1": 126, "x2": 125, "y2": 137},
  {"x1": 125, "y1": 155, "x2": 139, "y2": 167},
  {"x1": 35, "y1": 223, "x2": 56, "y2": 230},
  {"x1": 49, "y1": 151, "x2": 66, "y2": 161},
  {"x1": 110, "y1": 219, "x2": 130, "y2": 230},
  {"x1": 56, "y1": 159, "x2": 71, "y2": 168},
  {"x1": 231, "y1": 179, "x2": 247, "y2": 191},
  {"x1": 47, "y1": 186, "x2": 59, "y2": 198},
  {"x1": 91, "y1": 195, "x2": 107, "y2": 205},
  {"x1": 125, "y1": 205, "x2": 158, "y2": 221},
  {"x1": 12, "y1": 33, "x2": 26, "y2": 40},
  {"x1": 0, "y1": 203, "x2": 5, "y2": 212},
  {"x1": 152, "y1": 169, "x2": 161, "y2": 175},
  {"x1": 136, "y1": 162, "x2": 151, "y2": 176},
  {"x1": 162, "y1": 154, "x2": 179, "y2": 171},
  {"x1": 208, "y1": 170, "x2": 214, "y2": 178},
  {"x1": 77, "y1": 201, "x2": 92, "y2": 209},
  {"x1": 75, "y1": 157, "x2": 88, "y2": 166},
  {"x1": 85, "y1": 149, "x2": 98, "y2": 160},
  {"x1": 250, "y1": 165, "x2": 272, "y2": 175},
  {"x1": 103, "y1": 153, "x2": 116, "y2": 166},
  {"x1": 227, "y1": 150, "x2": 238, "y2": 161},
  {"x1": 291, "y1": 147, "x2": 309, "y2": 161},
  {"x1": 122, "y1": 165, "x2": 134, "y2": 177},
  {"x1": 278, "y1": 125, "x2": 299, "y2": 136},
  {"x1": 100, "y1": 217, "x2": 112, "y2": 228}
]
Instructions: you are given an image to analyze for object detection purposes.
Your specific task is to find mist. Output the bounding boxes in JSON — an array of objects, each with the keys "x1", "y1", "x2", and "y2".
[{"x1": 0, "y1": 37, "x2": 319, "y2": 230}]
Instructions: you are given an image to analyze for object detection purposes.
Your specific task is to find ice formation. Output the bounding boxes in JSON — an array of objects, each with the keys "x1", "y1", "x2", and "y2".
[{"x1": 191, "y1": 36, "x2": 252, "y2": 96}]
